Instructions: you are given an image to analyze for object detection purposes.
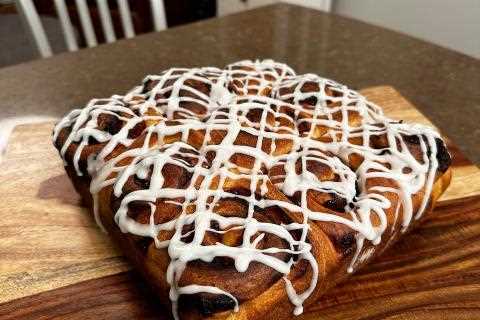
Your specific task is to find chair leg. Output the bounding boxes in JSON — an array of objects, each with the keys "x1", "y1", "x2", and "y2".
[
  {"x1": 14, "y1": 0, "x2": 53, "y2": 58},
  {"x1": 54, "y1": 0, "x2": 79, "y2": 51},
  {"x1": 150, "y1": 0, "x2": 167, "y2": 31}
]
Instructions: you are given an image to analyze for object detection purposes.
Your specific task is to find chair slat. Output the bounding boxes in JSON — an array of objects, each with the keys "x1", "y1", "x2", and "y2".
[
  {"x1": 14, "y1": 0, "x2": 53, "y2": 57},
  {"x1": 16, "y1": 0, "x2": 169, "y2": 57},
  {"x1": 96, "y1": 0, "x2": 116, "y2": 43},
  {"x1": 53, "y1": 0, "x2": 79, "y2": 51},
  {"x1": 150, "y1": 0, "x2": 167, "y2": 31},
  {"x1": 116, "y1": 0, "x2": 135, "y2": 38},
  {"x1": 75, "y1": 0, "x2": 98, "y2": 47}
]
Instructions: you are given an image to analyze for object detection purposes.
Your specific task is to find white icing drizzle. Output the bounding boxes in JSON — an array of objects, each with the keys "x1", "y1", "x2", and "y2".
[{"x1": 53, "y1": 59, "x2": 445, "y2": 318}]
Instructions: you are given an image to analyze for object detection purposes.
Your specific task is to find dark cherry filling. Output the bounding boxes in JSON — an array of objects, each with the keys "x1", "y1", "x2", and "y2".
[
  {"x1": 97, "y1": 113, "x2": 123, "y2": 135},
  {"x1": 379, "y1": 148, "x2": 391, "y2": 155},
  {"x1": 133, "y1": 173, "x2": 151, "y2": 190},
  {"x1": 403, "y1": 134, "x2": 421, "y2": 145},
  {"x1": 178, "y1": 293, "x2": 236, "y2": 316},
  {"x1": 355, "y1": 181, "x2": 361, "y2": 197},
  {"x1": 435, "y1": 137, "x2": 452, "y2": 173},
  {"x1": 338, "y1": 232, "x2": 356, "y2": 255},
  {"x1": 300, "y1": 96, "x2": 318, "y2": 107},
  {"x1": 142, "y1": 79, "x2": 160, "y2": 94},
  {"x1": 86, "y1": 113, "x2": 126, "y2": 145},
  {"x1": 323, "y1": 193, "x2": 347, "y2": 212}
]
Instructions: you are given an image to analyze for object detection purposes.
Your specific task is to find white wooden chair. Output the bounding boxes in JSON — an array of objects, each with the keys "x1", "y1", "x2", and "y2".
[
  {"x1": 14, "y1": 0, "x2": 167, "y2": 58},
  {"x1": 0, "y1": 0, "x2": 167, "y2": 162}
]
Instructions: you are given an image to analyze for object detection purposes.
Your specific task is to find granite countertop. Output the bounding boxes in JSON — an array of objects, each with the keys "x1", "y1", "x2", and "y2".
[{"x1": 0, "y1": 3, "x2": 478, "y2": 164}]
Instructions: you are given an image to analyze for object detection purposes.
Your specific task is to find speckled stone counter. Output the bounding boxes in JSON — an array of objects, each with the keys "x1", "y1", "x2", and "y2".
[{"x1": 0, "y1": 3, "x2": 478, "y2": 164}]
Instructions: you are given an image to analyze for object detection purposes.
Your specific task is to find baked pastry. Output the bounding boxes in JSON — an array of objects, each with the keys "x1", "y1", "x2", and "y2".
[{"x1": 52, "y1": 60, "x2": 452, "y2": 319}]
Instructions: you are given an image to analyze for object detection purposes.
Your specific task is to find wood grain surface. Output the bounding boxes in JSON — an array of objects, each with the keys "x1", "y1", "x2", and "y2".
[{"x1": 1, "y1": 86, "x2": 479, "y2": 319}]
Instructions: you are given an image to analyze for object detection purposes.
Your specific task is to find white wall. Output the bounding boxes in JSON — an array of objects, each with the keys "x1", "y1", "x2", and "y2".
[
  {"x1": 334, "y1": 0, "x2": 480, "y2": 59},
  {"x1": 218, "y1": 0, "x2": 331, "y2": 16},
  {"x1": 218, "y1": 0, "x2": 275, "y2": 16},
  {"x1": 218, "y1": 0, "x2": 480, "y2": 59}
]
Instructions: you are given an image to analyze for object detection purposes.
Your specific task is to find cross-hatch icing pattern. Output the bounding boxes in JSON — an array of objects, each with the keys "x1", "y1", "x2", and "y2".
[{"x1": 53, "y1": 60, "x2": 442, "y2": 318}]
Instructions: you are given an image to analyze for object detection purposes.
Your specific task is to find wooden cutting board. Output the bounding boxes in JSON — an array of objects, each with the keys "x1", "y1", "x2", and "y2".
[{"x1": 1, "y1": 86, "x2": 479, "y2": 319}]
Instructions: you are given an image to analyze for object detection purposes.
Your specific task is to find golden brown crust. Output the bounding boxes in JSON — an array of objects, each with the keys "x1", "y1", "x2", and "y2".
[{"x1": 53, "y1": 60, "x2": 452, "y2": 319}]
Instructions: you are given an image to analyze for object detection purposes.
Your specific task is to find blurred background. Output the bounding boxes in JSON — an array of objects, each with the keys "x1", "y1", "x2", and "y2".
[{"x1": 1, "y1": 0, "x2": 479, "y2": 68}]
